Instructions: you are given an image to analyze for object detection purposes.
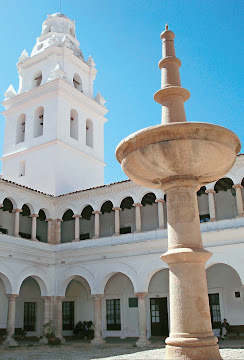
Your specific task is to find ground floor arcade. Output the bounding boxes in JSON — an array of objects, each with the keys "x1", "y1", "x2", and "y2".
[{"x1": 0, "y1": 263, "x2": 243, "y2": 345}]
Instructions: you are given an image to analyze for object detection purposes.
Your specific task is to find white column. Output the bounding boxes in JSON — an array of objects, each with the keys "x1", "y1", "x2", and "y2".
[
  {"x1": 135, "y1": 292, "x2": 151, "y2": 347},
  {"x1": 233, "y1": 184, "x2": 244, "y2": 216},
  {"x1": 13, "y1": 209, "x2": 22, "y2": 237},
  {"x1": 46, "y1": 218, "x2": 53, "y2": 244},
  {"x1": 133, "y1": 203, "x2": 142, "y2": 232},
  {"x1": 30, "y1": 214, "x2": 39, "y2": 241},
  {"x1": 3, "y1": 294, "x2": 18, "y2": 347},
  {"x1": 91, "y1": 295, "x2": 105, "y2": 345},
  {"x1": 155, "y1": 199, "x2": 165, "y2": 228},
  {"x1": 55, "y1": 219, "x2": 63, "y2": 244},
  {"x1": 72, "y1": 214, "x2": 81, "y2": 242},
  {"x1": 55, "y1": 296, "x2": 65, "y2": 343},
  {"x1": 205, "y1": 189, "x2": 216, "y2": 221},
  {"x1": 92, "y1": 211, "x2": 101, "y2": 238},
  {"x1": 40, "y1": 296, "x2": 51, "y2": 344},
  {"x1": 112, "y1": 207, "x2": 121, "y2": 235}
]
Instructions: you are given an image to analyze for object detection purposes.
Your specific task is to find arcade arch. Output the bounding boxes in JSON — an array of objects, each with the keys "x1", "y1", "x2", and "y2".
[{"x1": 214, "y1": 178, "x2": 237, "y2": 220}]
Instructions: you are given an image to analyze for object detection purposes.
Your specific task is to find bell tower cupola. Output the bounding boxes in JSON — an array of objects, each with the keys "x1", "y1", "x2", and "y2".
[{"x1": 1, "y1": 13, "x2": 108, "y2": 196}]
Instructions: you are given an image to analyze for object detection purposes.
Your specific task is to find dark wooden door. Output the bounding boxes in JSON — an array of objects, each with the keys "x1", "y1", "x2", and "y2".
[{"x1": 150, "y1": 297, "x2": 169, "y2": 336}]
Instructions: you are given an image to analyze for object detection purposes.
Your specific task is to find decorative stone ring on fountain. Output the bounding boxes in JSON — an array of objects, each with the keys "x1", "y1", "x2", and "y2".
[{"x1": 116, "y1": 24, "x2": 240, "y2": 360}]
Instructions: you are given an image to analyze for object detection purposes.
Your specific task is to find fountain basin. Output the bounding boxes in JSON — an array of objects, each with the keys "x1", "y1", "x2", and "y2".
[{"x1": 116, "y1": 122, "x2": 241, "y2": 189}]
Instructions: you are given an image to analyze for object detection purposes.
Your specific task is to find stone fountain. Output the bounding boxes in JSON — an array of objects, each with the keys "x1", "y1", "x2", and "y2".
[{"x1": 116, "y1": 25, "x2": 241, "y2": 359}]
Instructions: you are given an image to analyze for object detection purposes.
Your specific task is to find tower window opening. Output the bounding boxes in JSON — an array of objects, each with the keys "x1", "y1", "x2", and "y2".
[
  {"x1": 34, "y1": 71, "x2": 42, "y2": 88},
  {"x1": 73, "y1": 73, "x2": 82, "y2": 92},
  {"x1": 34, "y1": 106, "x2": 44, "y2": 137},
  {"x1": 86, "y1": 119, "x2": 93, "y2": 148},
  {"x1": 19, "y1": 161, "x2": 26, "y2": 177},
  {"x1": 70, "y1": 109, "x2": 78, "y2": 140},
  {"x1": 16, "y1": 114, "x2": 26, "y2": 144}
]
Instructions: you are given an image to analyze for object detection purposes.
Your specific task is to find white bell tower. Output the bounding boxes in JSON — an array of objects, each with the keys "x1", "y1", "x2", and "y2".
[{"x1": 1, "y1": 13, "x2": 108, "y2": 196}]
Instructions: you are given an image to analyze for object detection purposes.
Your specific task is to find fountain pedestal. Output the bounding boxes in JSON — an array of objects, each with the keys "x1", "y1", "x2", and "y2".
[
  {"x1": 162, "y1": 180, "x2": 220, "y2": 359},
  {"x1": 116, "y1": 25, "x2": 241, "y2": 359}
]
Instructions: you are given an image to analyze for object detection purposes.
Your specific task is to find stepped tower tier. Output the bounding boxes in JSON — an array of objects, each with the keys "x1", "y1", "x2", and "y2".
[{"x1": 1, "y1": 13, "x2": 108, "y2": 196}]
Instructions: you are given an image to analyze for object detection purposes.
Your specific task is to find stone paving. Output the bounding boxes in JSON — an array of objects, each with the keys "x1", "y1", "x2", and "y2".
[{"x1": 1, "y1": 340, "x2": 244, "y2": 360}]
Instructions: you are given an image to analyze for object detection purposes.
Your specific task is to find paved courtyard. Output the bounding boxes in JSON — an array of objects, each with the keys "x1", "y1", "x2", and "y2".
[{"x1": 0, "y1": 340, "x2": 244, "y2": 360}]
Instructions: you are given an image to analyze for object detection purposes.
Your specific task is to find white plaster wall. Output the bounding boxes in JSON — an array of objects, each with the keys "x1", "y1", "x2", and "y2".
[
  {"x1": 0, "y1": 278, "x2": 8, "y2": 329},
  {"x1": 0, "y1": 209, "x2": 15, "y2": 236},
  {"x1": 103, "y1": 273, "x2": 138, "y2": 338},
  {"x1": 120, "y1": 208, "x2": 136, "y2": 233},
  {"x1": 100, "y1": 212, "x2": 115, "y2": 237},
  {"x1": 80, "y1": 216, "x2": 95, "y2": 239},
  {"x1": 61, "y1": 220, "x2": 75, "y2": 243},
  {"x1": 215, "y1": 189, "x2": 238, "y2": 220},
  {"x1": 19, "y1": 213, "x2": 32, "y2": 237},
  {"x1": 141, "y1": 203, "x2": 158, "y2": 232},
  {"x1": 198, "y1": 194, "x2": 209, "y2": 216}
]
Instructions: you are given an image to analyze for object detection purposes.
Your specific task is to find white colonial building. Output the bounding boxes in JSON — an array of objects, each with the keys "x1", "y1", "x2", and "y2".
[{"x1": 0, "y1": 13, "x2": 243, "y2": 346}]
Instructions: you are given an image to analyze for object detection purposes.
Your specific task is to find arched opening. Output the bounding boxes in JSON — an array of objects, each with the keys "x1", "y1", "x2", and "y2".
[
  {"x1": 104, "y1": 273, "x2": 135, "y2": 337},
  {"x1": 86, "y1": 119, "x2": 93, "y2": 148},
  {"x1": 197, "y1": 186, "x2": 210, "y2": 222},
  {"x1": 207, "y1": 263, "x2": 243, "y2": 335},
  {"x1": 19, "y1": 204, "x2": 32, "y2": 239},
  {"x1": 148, "y1": 269, "x2": 169, "y2": 337},
  {"x1": 70, "y1": 109, "x2": 78, "y2": 140},
  {"x1": 214, "y1": 178, "x2": 237, "y2": 220},
  {"x1": 16, "y1": 277, "x2": 43, "y2": 337},
  {"x1": 34, "y1": 106, "x2": 44, "y2": 138},
  {"x1": 120, "y1": 197, "x2": 135, "y2": 234},
  {"x1": 0, "y1": 274, "x2": 10, "y2": 334},
  {"x1": 100, "y1": 201, "x2": 114, "y2": 237},
  {"x1": 63, "y1": 277, "x2": 93, "y2": 337},
  {"x1": 141, "y1": 193, "x2": 158, "y2": 231},
  {"x1": 16, "y1": 113, "x2": 26, "y2": 144},
  {"x1": 61, "y1": 209, "x2": 75, "y2": 243},
  {"x1": 0, "y1": 198, "x2": 15, "y2": 236},
  {"x1": 36, "y1": 209, "x2": 48, "y2": 243},
  {"x1": 34, "y1": 71, "x2": 42, "y2": 88},
  {"x1": 73, "y1": 73, "x2": 82, "y2": 92},
  {"x1": 80, "y1": 206, "x2": 94, "y2": 240}
]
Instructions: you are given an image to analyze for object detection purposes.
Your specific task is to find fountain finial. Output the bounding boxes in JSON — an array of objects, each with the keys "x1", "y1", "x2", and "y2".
[{"x1": 154, "y1": 26, "x2": 190, "y2": 123}]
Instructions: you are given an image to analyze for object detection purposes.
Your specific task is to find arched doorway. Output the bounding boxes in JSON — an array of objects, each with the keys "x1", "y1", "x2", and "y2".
[
  {"x1": 207, "y1": 263, "x2": 243, "y2": 336},
  {"x1": 16, "y1": 277, "x2": 43, "y2": 337},
  {"x1": 61, "y1": 209, "x2": 75, "y2": 243},
  {"x1": 63, "y1": 277, "x2": 93, "y2": 337},
  {"x1": 214, "y1": 178, "x2": 237, "y2": 220},
  {"x1": 0, "y1": 273, "x2": 11, "y2": 333},
  {"x1": 141, "y1": 193, "x2": 158, "y2": 231},
  {"x1": 148, "y1": 269, "x2": 169, "y2": 337},
  {"x1": 104, "y1": 273, "x2": 136, "y2": 338}
]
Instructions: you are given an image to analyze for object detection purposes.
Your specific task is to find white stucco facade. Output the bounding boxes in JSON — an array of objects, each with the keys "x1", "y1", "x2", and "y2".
[{"x1": 0, "y1": 13, "x2": 243, "y2": 344}]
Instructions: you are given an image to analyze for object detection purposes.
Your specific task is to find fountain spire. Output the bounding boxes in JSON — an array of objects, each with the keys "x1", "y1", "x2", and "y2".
[{"x1": 154, "y1": 25, "x2": 190, "y2": 124}]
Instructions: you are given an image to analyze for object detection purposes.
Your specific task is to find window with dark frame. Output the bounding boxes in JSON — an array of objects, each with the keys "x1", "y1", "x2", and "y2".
[
  {"x1": 106, "y1": 299, "x2": 121, "y2": 330},
  {"x1": 62, "y1": 301, "x2": 74, "y2": 330},
  {"x1": 208, "y1": 293, "x2": 221, "y2": 329},
  {"x1": 24, "y1": 302, "x2": 36, "y2": 331}
]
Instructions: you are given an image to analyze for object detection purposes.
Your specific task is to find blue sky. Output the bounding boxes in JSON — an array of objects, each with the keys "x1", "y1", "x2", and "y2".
[{"x1": 0, "y1": 1, "x2": 243, "y2": 185}]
